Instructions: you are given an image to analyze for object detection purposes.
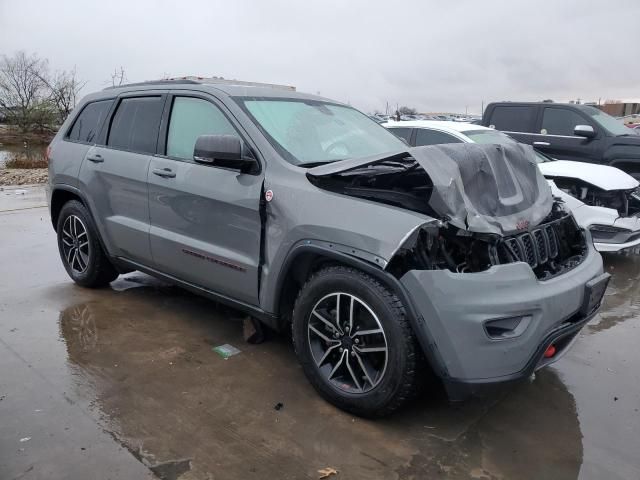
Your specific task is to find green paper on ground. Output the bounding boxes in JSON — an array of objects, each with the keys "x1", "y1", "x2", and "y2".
[{"x1": 212, "y1": 344, "x2": 241, "y2": 359}]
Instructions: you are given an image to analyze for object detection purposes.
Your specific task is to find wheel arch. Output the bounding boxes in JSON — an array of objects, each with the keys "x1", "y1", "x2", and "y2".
[
  {"x1": 272, "y1": 241, "x2": 449, "y2": 379},
  {"x1": 49, "y1": 185, "x2": 129, "y2": 273},
  {"x1": 50, "y1": 185, "x2": 87, "y2": 231}
]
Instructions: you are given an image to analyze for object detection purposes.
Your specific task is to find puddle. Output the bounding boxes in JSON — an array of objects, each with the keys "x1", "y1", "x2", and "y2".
[
  {"x1": 4, "y1": 204, "x2": 639, "y2": 480},
  {"x1": 0, "y1": 144, "x2": 46, "y2": 167},
  {"x1": 54, "y1": 283, "x2": 585, "y2": 480},
  {"x1": 588, "y1": 253, "x2": 640, "y2": 334}
]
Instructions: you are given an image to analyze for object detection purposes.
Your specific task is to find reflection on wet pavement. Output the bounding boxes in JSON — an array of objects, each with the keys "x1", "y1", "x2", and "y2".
[
  {"x1": 588, "y1": 253, "x2": 640, "y2": 334},
  {"x1": 54, "y1": 275, "x2": 584, "y2": 480},
  {"x1": 1, "y1": 206, "x2": 640, "y2": 479}
]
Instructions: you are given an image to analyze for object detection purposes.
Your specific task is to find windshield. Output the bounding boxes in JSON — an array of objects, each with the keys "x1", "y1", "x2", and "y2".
[
  {"x1": 464, "y1": 129, "x2": 551, "y2": 163},
  {"x1": 581, "y1": 105, "x2": 633, "y2": 136},
  {"x1": 235, "y1": 98, "x2": 407, "y2": 165}
]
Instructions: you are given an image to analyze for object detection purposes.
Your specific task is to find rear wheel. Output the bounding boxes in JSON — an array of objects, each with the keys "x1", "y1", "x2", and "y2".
[
  {"x1": 292, "y1": 266, "x2": 422, "y2": 417},
  {"x1": 56, "y1": 200, "x2": 118, "y2": 288}
]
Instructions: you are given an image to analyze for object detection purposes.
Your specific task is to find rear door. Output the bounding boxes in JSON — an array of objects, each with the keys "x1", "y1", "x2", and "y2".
[
  {"x1": 79, "y1": 92, "x2": 166, "y2": 264},
  {"x1": 148, "y1": 92, "x2": 263, "y2": 305},
  {"x1": 533, "y1": 106, "x2": 603, "y2": 162},
  {"x1": 57, "y1": 99, "x2": 114, "y2": 187},
  {"x1": 486, "y1": 104, "x2": 539, "y2": 146}
]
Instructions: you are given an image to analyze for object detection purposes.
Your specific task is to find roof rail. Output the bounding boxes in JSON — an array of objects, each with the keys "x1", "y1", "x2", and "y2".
[
  {"x1": 103, "y1": 76, "x2": 296, "y2": 91},
  {"x1": 103, "y1": 79, "x2": 199, "y2": 90},
  {"x1": 170, "y1": 76, "x2": 296, "y2": 91}
]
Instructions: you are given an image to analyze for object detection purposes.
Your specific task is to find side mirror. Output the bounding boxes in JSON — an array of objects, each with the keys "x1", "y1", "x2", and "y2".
[
  {"x1": 574, "y1": 125, "x2": 595, "y2": 139},
  {"x1": 193, "y1": 134, "x2": 258, "y2": 173}
]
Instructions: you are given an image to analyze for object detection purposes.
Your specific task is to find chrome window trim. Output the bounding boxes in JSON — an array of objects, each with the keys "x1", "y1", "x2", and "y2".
[{"x1": 501, "y1": 131, "x2": 585, "y2": 140}]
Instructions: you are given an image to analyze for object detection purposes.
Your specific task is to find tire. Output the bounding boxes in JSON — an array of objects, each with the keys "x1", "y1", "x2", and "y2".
[
  {"x1": 292, "y1": 265, "x2": 422, "y2": 417},
  {"x1": 56, "y1": 200, "x2": 119, "y2": 288}
]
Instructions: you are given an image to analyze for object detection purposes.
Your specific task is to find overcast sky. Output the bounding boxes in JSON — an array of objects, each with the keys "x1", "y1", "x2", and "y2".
[{"x1": 1, "y1": 0, "x2": 639, "y2": 114}]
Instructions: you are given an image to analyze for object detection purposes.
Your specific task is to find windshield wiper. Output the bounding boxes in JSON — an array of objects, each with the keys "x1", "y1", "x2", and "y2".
[{"x1": 297, "y1": 160, "x2": 341, "y2": 168}]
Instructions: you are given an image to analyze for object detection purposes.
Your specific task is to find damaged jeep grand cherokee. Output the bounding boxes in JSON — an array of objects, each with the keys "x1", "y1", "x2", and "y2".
[{"x1": 48, "y1": 79, "x2": 609, "y2": 417}]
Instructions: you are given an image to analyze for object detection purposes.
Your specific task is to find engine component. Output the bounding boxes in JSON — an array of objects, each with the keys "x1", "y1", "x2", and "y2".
[{"x1": 388, "y1": 204, "x2": 587, "y2": 280}]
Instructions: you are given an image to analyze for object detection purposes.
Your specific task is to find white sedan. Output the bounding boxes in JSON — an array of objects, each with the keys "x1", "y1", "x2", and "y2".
[{"x1": 384, "y1": 120, "x2": 640, "y2": 252}]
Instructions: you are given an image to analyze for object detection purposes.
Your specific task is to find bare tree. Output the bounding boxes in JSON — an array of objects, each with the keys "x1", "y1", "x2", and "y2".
[
  {"x1": 110, "y1": 66, "x2": 127, "y2": 87},
  {"x1": 29, "y1": 99, "x2": 57, "y2": 132},
  {"x1": 43, "y1": 68, "x2": 86, "y2": 124},
  {"x1": 0, "y1": 51, "x2": 49, "y2": 131}
]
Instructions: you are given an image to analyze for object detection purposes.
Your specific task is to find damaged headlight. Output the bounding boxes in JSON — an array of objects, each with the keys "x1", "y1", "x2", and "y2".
[
  {"x1": 388, "y1": 207, "x2": 587, "y2": 280},
  {"x1": 387, "y1": 225, "x2": 501, "y2": 277},
  {"x1": 589, "y1": 224, "x2": 633, "y2": 242}
]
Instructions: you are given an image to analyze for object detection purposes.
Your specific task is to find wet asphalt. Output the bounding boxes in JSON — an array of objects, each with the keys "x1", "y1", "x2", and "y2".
[{"x1": 1, "y1": 186, "x2": 639, "y2": 480}]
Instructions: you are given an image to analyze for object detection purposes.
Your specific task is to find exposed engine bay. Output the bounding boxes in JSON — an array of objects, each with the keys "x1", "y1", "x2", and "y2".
[
  {"x1": 307, "y1": 145, "x2": 588, "y2": 280},
  {"x1": 387, "y1": 204, "x2": 586, "y2": 280},
  {"x1": 308, "y1": 155, "x2": 436, "y2": 216},
  {"x1": 552, "y1": 176, "x2": 640, "y2": 217}
]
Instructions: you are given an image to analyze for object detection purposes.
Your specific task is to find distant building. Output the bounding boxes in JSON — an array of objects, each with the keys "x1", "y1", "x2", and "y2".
[{"x1": 598, "y1": 99, "x2": 640, "y2": 118}]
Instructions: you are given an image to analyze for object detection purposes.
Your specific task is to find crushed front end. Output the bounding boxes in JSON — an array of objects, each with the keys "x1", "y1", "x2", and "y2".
[
  {"x1": 389, "y1": 207, "x2": 607, "y2": 399},
  {"x1": 307, "y1": 143, "x2": 609, "y2": 400},
  {"x1": 387, "y1": 202, "x2": 587, "y2": 281},
  {"x1": 552, "y1": 177, "x2": 640, "y2": 252}
]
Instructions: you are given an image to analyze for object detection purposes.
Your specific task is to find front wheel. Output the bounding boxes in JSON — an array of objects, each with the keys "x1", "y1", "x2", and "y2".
[
  {"x1": 292, "y1": 266, "x2": 423, "y2": 417},
  {"x1": 56, "y1": 200, "x2": 119, "y2": 288}
]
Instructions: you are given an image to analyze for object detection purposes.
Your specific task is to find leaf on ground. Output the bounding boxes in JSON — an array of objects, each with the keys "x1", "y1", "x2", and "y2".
[{"x1": 318, "y1": 467, "x2": 338, "y2": 478}]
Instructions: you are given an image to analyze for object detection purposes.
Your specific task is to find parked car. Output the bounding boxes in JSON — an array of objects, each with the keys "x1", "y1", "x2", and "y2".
[
  {"x1": 620, "y1": 114, "x2": 640, "y2": 125},
  {"x1": 384, "y1": 120, "x2": 640, "y2": 252},
  {"x1": 47, "y1": 79, "x2": 608, "y2": 417},
  {"x1": 482, "y1": 102, "x2": 640, "y2": 178}
]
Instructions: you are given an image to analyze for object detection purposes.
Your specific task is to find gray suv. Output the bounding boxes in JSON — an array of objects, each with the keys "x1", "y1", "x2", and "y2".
[{"x1": 47, "y1": 79, "x2": 609, "y2": 417}]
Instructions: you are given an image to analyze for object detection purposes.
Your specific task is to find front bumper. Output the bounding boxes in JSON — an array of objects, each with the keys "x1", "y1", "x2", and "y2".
[
  {"x1": 592, "y1": 216, "x2": 640, "y2": 252},
  {"x1": 572, "y1": 204, "x2": 640, "y2": 253},
  {"x1": 594, "y1": 236, "x2": 640, "y2": 252},
  {"x1": 399, "y1": 238, "x2": 607, "y2": 400}
]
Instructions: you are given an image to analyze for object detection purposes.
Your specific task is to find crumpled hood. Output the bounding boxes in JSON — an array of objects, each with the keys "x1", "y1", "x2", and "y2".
[
  {"x1": 539, "y1": 159, "x2": 639, "y2": 191},
  {"x1": 308, "y1": 143, "x2": 554, "y2": 235},
  {"x1": 410, "y1": 143, "x2": 553, "y2": 234}
]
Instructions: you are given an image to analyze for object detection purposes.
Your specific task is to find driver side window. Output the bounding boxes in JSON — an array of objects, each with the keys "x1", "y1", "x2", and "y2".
[
  {"x1": 166, "y1": 97, "x2": 238, "y2": 160},
  {"x1": 541, "y1": 108, "x2": 588, "y2": 136}
]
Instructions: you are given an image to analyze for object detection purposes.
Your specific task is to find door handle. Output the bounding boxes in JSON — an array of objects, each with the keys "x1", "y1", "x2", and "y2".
[
  {"x1": 533, "y1": 142, "x2": 551, "y2": 147},
  {"x1": 87, "y1": 154, "x2": 104, "y2": 163},
  {"x1": 152, "y1": 168, "x2": 176, "y2": 178}
]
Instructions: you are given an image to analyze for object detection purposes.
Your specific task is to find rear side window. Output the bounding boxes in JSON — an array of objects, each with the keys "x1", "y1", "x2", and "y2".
[
  {"x1": 415, "y1": 128, "x2": 463, "y2": 146},
  {"x1": 67, "y1": 100, "x2": 112, "y2": 143},
  {"x1": 388, "y1": 127, "x2": 412, "y2": 143},
  {"x1": 488, "y1": 106, "x2": 536, "y2": 132},
  {"x1": 166, "y1": 97, "x2": 238, "y2": 159},
  {"x1": 107, "y1": 96, "x2": 165, "y2": 154},
  {"x1": 541, "y1": 108, "x2": 588, "y2": 136}
]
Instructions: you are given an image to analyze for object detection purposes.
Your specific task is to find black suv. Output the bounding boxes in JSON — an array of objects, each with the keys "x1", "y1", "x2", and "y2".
[{"x1": 482, "y1": 102, "x2": 640, "y2": 177}]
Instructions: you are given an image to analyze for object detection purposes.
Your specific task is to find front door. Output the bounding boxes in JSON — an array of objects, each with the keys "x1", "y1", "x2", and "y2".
[
  {"x1": 79, "y1": 94, "x2": 166, "y2": 264},
  {"x1": 533, "y1": 106, "x2": 602, "y2": 163},
  {"x1": 148, "y1": 94, "x2": 263, "y2": 305}
]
